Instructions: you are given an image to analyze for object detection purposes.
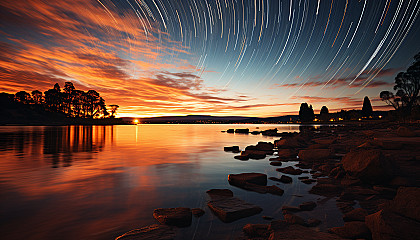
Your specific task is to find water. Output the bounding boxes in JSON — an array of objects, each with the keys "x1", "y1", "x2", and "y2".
[{"x1": 0, "y1": 124, "x2": 343, "y2": 239}]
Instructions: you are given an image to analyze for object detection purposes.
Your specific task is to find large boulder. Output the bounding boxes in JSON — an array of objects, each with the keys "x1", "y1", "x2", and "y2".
[
  {"x1": 243, "y1": 224, "x2": 270, "y2": 238},
  {"x1": 277, "y1": 149, "x2": 297, "y2": 158},
  {"x1": 207, "y1": 196, "x2": 262, "y2": 222},
  {"x1": 343, "y1": 208, "x2": 369, "y2": 222},
  {"x1": 153, "y1": 208, "x2": 192, "y2": 227},
  {"x1": 115, "y1": 224, "x2": 175, "y2": 240},
  {"x1": 389, "y1": 187, "x2": 420, "y2": 221},
  {"x1": 275, "y1": 136, "x2": 307, "y2": 149},
  {"x1": 341, "y1": 149, "x2": 394, "y2": 183},
  {"x1": 365, "y1": 209, "x2": 420, "y2": 240},
  {"x1": 206, "y1": 189, "x2": 234, "y2": 200},
  {"x1": 256, "y1": 141, "x2": 274, "y2": 151},
  {"x1": 298, "y1": 149, "x2": 332, "y2": 161}
]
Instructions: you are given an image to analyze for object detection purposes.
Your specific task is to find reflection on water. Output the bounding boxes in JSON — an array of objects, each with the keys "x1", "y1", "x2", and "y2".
[{"x1": 0, "y1": 124, "x2": 342, "y2": 240}]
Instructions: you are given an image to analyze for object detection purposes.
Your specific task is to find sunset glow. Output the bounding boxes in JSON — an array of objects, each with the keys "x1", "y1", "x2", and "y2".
[{"x1": 1, "y1": 0, "x2": 419, "y2": 117}]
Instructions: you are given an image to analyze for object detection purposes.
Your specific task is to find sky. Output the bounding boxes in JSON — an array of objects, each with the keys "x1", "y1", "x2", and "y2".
[{"x1": 0, "y1": 0, "x2": 419, "y2": 117}]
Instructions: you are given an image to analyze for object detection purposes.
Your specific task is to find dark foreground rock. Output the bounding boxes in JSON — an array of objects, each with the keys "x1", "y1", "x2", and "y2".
[
  {"x1": 365, "y1": 187, "x2": 420, "y2": 240},
  {"x1": 329, "y1": 221, "x2": 371, "y2": 239},
  {"x1": 269, "y1": 221, "x2": 343, "y2": 240},
  {"x1": 153, "y1": 208, "x2": 192, "y2": 227},
  {"x1": 343, "y1": 208, "x2": 368, "y2": 222},
  {"x1": 115, "y1": 224, "x2": 175, "y2": 240},
  {"x1": 207, "y1": 196, "x2": 262, "y2": 222},
  {"x1": 224, "y1": 146, "x2": 240, "y2": 152},
  {"x1": 342, "y1": 149, "x2": 394, "y2": 183}
]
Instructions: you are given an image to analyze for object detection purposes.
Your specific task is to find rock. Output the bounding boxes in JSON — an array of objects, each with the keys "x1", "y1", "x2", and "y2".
[
  {"x1": 276, "y1": 166, "x2": 303, "y2": 175},
  {"x1": 306, "y1": 218, "x2": 322, "y2": 227},
  {"x1": 270, "y1": 161, "x2": 283, "y2": 166},
  {"x1": 256, "y1": 141, "x2": 274, "y2": 151},
  {"x1": 298, "y1": 149, "x2": 331, "y2": 161},
  {"x1": 263, "y1": 216, "x2": 274, "y2": 220},
  {"x1": 191, "y1": 208, "x2": 205, "y2": 217},
  {"x1": 206, "y1": 189, "x2": 234, "y2": 200},
  {"x1": 343, "y1": 208, "x2": 368, "y2": 222},
  {"x1": 309, "y1": 183, "x2": 342, "y2": 197},
  {"x1": 301, "y1": 179, "x2": 316, "y2": 184},
  {"x1": 227, "y1": 129, "x2": 234, "y2": 133},
  {"x1": 281, "y1": 205, "x2": 301, "y2": 213},
  {"x1": 277, "y1": 149, "x2": 297, "y2": 158},
  {"x1": 389, "y1": 187, "x2": 420, "y2": 221},
  {"x1": 313, "y1": 138, "x2": 336, "y2": 145},
  {"x1": 284, "y1": 214, "x2": 306, "y2": 226},
  {"x1": 235, "y1": 128, "x2": 250, "y2": 134},
  {"x1": 396, "y1": 126, "x2": 416, "y2": 137},
  {"x1": 228, "y1": 173, "x2": 267, "y2": 187},
  {"x1": 224, "y1": 146, "x2": 240, "y2": 152},
  {"x1": 243, "y1": 223, "x2": 270, "y2": 238},
  {"x1": 207, "y1": 197, "x2": 262, "y2": 222},
  {"x1": 266, "y1": 185, "x2": 285, "y2": 196},
  {"x1": 342, "y1": 149, "x2": 395, "y2": 183},
  {"x1": 234, "y1": 155, "x2": 250, "y2": 160},
  {"x1": 274, "y1": 135, "x2": 307, "y2": 148},
  {"x1": 251, "y1": 131, "x2": 261, "y2": 135},
  {"x1": 279, "y1": 175, "x2": 293, "y2": 183},
  {"x1": 308, "y1": 144, "x2": 329, "y2": 149},
  {"x1": 261, "y1": 128, "x2": 279, "y2": 136},
  {"x1": 153, "y1": 208, "x2": 192, "y2": 227},
  {"x1": 299, "y1": 201, "x2": 317, "y2": 211},
  {"x1": 365, "y1": 208, "x2": 420, "y2": 240},
  {"x1": 240, "y1": 150, "x2": 267, "y2": 159},
  {"x1": 329, "y1": 221, "x2": 371, "y2": 239},
  {"x1": 115, "y1": 224, "x2": 175, "y2": 240},
  {"x1": 268, "y1": 224, "x2": 342, "y2": 240}
]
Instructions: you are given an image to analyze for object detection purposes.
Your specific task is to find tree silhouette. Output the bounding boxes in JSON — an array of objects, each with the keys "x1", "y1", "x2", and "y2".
[
  {"x1": 110, "y1": 105, "x2": 119, "y2": 118},
  {"x1": 15, "y1": 91, "x2": 32, "y2": 104},
  {"x1": 299, "y1": 103, "x2": 314, "y2": 122},
  {"x1": 31, "y1": 90, "x2": 43, "y2": 104},
  {"x1": 381, "y1": 52, "x2": 420, "y2": 114},
  {"x1": 320, "y1": 106, "x2": 329, "y2": 121},
  {"x1": 12, "y1": 82, "x2": 114, "y2": 119},
  {"x1": 362, "y1": 96, "x2": 373, "y2": 118},
  {"x1": 320, "y1": 106, "x2": 329, "y2": 115}
]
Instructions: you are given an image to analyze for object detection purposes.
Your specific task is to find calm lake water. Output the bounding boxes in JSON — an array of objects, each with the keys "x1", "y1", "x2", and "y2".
[{"x1": 0, "y1": 124, "x2": 343, "y2": 239}]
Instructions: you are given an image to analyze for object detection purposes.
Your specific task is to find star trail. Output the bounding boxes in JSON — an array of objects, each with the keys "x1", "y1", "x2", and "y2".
[{"x1": 0, "y1": 0, "x2": 419, "y2": 117}]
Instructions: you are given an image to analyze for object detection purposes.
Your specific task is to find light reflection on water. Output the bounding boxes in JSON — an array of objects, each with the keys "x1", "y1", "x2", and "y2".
[{"x1": 0, "y1": 124, "x2": 342, "y2": 239}]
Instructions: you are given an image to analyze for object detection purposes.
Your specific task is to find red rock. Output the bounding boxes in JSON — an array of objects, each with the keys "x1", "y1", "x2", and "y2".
[
  {"x1": 298, "y1": 149, "x2": 331, "y2": 161},
  {"x1": 243, "y1": 223, "x2": 270, "y2": 238},
  {"x1": 153, "y1": 208, "x2": 192, "y2": 227},
  {"x1": 277, "y1": 149, "x2": 297, "y2": 158},
  {"x1": 343, "y1": 208, "x2": 368, "y2": 222},
  {"x1": 307, "y1": 218, "x2": 322, "y2": 227},
  {"x1": 191, "y1": 208, "x2": 205, "y2": 217},
  {"x1": 284, "y1": 214, "x2": 306, "y2": 226},
  {"x1": 268, "y1": 224, "x2": 342, "y2": 240},
  {"x1": 207, "y1": 197, "x2": 262, "y2": 223},
  {"x1": 309, "y1": 183, "x2": 342, "y2": 196},
  {"x1": 329, "y1": 221, "x2": 370, "y2": 239},
  {"x1": 396, "y1": 126, "x2": 416, "y2": 137},
  {"x1": 240, "y1": 150, "x2": 267, "y2": 159},
  {"x1": 276, "y1": 166, "x2": 303, "y2": 175},
  {"x1": 341, "y1": 149, "x2": 394, "y2": 183},
  {"x1": 115, "y1": 224, "x2": 175, "y2": 240},
  {"x1": 365, "y1": 209, "x2": 420, "y2": 240},
  {"x1": 206, "y1": 189, "x2": 233, "y2": 200},
  {"x1": 228, "y1": 173, "x2": 267, "y2": 187},
  {"x1": 389, "y1": 187, "x2": 420, "y2": 221},
  {"x1": 299, "y1": 201, "x2": 317, "y2": 211},
  {"x1": 270, "y1": 161, "x2": 283, "y2": 166}
]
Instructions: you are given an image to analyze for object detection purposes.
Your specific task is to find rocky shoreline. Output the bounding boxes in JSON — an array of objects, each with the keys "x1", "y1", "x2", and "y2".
[{"x1": 115, "y1": 122, "x2": 420, "y2": 240}]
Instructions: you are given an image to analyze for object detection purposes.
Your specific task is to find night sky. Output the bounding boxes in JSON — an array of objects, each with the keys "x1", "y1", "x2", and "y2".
[{"x1": 0, "y1": 0, "x2": 419, "y2": 117}]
